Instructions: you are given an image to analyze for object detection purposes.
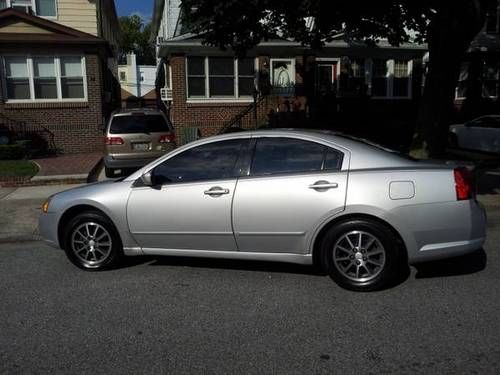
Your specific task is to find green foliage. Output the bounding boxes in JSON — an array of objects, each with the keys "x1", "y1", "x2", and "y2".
[
  {"x1": 180, "y1": 0, "x2": 493, "y2": 55},
  {"x1": 119, "y1": 15, "x2": 155, "y2": 65},
  {"x1": 0, "y1": 144, "x2": 26, "y2": 160},
  {"x1": 0, "y1": 160, "x2": 38, "y2": 177}
]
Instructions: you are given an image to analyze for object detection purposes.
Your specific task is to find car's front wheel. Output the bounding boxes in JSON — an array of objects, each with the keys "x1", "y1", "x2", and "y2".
[
  {"x1": 320, "y1": 219, "x2": 404, "y2": 291},
  {"x1": 63, "y1": 211, "x2": 122, "y2": 270}
]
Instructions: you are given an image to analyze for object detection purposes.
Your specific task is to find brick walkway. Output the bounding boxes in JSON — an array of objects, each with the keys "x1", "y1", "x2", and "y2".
[{"x1": 33, "y1": 152, "x2": 102, "y2": 176}]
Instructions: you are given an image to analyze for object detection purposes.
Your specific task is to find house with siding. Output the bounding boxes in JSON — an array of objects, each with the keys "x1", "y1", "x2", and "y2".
[
  {"x1": 150, "y1": 0, "x2": 427, "y2": 143},
  {"x1": 0, "y1": 0, "x2": 120, "y2": 154},
  {"x1": 119, "y1": 53, "x2": 157, "y2": 109}
]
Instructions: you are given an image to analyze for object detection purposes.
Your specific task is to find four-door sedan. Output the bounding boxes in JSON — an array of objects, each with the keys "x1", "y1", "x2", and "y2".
[
  {"x1": 449, "y1": 115, "x2": 500, "y2": 154},
  {"x1": 39, "y1": 130, "x2": 487, "y2": 291}
]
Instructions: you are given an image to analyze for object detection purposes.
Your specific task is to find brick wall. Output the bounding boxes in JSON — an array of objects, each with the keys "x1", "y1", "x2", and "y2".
[{"x1": 0, "y1": 51, "x2": 105, "y2": 154}]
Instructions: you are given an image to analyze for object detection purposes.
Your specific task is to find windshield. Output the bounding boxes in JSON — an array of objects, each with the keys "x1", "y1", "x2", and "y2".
[{"x1": 110, "y1": 114, "x2": 172, "y2": 134}]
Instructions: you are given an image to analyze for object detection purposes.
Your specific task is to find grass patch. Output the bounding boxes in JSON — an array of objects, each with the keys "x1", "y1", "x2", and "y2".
[{"x1": 0, "y1": 160, "x2": 39, "y2": 177}]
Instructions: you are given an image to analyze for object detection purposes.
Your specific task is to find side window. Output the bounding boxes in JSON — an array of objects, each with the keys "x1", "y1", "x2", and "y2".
[
  {"x1": 153, "y1": 139, "x2": 247, "y2": 184},
  {"x1": 250, "y1": 137, "x2": 342, "y2": 176},
  {"x1": 324, "y1": 148, "x2": 343, "y2": 170}
]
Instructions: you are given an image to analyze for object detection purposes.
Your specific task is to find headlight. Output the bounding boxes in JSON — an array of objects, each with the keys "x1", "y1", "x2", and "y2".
[{"x1": 42, "y1": 198, "x2": 51, "y2": 213}]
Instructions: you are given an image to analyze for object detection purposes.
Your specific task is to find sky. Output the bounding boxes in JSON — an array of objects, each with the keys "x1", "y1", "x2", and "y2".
[{"x1": 115, "y1": 0, "x2": 153, "y2": 21}]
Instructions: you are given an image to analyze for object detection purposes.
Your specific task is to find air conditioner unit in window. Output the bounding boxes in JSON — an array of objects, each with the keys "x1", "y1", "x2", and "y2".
[{"x1": 160, "y1": 87, "x2": 173, "y2": 101}]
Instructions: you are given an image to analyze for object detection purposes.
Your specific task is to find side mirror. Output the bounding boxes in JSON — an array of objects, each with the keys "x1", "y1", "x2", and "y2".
[
  {"x1": 140, "y1": 171, "x2": 154, "y2": 186},
  {"x1": 100, "y1": 124, "x2": 106, "y2": 134}
]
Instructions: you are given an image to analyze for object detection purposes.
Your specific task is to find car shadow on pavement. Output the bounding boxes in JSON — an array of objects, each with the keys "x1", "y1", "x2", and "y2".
[
  {"x1": 413, "y1": 249, "x2": 487, "y2": 279},
  {"x1": 143, "y1": 255, "x2": 324, "y2": 276}
]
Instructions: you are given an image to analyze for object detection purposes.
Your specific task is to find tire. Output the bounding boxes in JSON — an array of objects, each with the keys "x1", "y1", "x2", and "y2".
[
  {"x1": 104, "y1": 166, "x2": 116, "y2": 178},
  {"x1": 320, "y1": 219, "x2": 404, "y2": 291},
  {"x1": 63, "y1": 211, "x2": 123, "y2": 271}
]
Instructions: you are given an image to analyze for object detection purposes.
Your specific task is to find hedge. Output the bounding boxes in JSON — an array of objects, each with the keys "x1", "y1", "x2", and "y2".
[{"x1": 0, "y1": 144, "x2": 26, "y2": 160}]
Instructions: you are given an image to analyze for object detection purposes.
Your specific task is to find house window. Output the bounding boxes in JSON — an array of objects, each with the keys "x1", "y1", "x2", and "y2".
[
  {"x1": 10, "y1": 0, "x2": 33, "y2": 13},
  {"x1": 186, "y1": 56, "x2": 255, "y2": 99},
  {"x1": 4, "y1": 56, "x2": 30, "y2": 99},
  {"x1": 270, "y1": 59, "x2": 295, "y2": 95},
  {"x1": 371, "y1": 59, "x2": 388, "y2": 97},
  {"x1": 393, "y1": 60, "x2": 409, "y2": 97},
  {"x1": 482, "y1": 61, "x2": 499, "y2": 97},
  {"x1": 238, "y1": 58, "x2": 255, "y2": 96},
  {"x1": 2, "y1": 55, "x2": 86, "y2": 102},
  {"x1": 209, "y1": 57, "x2": 234, "y2": 97},
  {"x1": 187, "y1": 57, "x2": 206, "y2": 97},
  {"x1": 33, "y1": 57, "x2": 57, "y2": 99},
  {"x1": 119, "y1": 71, "x2": 126, "y2": 81},
  {"x1": 348, "y1": 58, "x2": 365, "y2": 93},
  {"x1": 2, "y1": 0, "x2": 56, "y2": 17},
  {"x1": 60, "y1": 56, "x2": 84, "y2": 99}
]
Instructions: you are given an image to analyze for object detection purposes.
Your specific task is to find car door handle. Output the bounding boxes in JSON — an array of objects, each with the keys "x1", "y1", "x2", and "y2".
[
  {"x1": 204, "y1": 187, "x2": 230, "y2": 196},
  {"x1": 309, "y1": 181, "x2": 338, "y2": 190}
]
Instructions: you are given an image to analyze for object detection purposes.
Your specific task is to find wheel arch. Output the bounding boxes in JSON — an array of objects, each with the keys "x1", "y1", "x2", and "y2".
[
  {"x1": 311, "y1": 212, "x2": 408, "y2": 268},
  {"x1": 57, "y1": 204, "x2": 121, "y2": 250}
]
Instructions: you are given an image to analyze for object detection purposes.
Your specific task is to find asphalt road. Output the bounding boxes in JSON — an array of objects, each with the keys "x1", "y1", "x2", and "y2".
[{"x1": 1, "y1": 209, "x2": 500, "y2": 374}]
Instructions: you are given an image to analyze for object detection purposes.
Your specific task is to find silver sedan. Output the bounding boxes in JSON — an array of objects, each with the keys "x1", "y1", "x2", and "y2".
[{"x1": 39, "y1": 130, "x2": 487, "y2": 291}]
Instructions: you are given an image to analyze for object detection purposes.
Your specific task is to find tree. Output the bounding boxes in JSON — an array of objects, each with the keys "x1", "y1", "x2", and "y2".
[
  {"x1": 180, "y1": 0, "x2": 493, "y2": 157},
  {"x1": 119, "y1": 15, "x2": 155, "y2": 65}
]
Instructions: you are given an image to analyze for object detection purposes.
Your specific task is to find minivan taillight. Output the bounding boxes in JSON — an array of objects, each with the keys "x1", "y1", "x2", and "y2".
[
  {"x1": 105, "y1": 137, "x2": 124, "y2": 145},
  {"x1": 159, "y1": 134, "x2": 175, "y2": 143},
  {"x1": 454, "y1": 167, "x2": 473, "y2": 201}
]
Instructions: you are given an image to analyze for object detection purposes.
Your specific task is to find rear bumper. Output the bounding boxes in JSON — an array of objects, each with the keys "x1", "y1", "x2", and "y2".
[
  {"x1": 104, "y1": 155, "x2": 159, "y2": 169},
  {"x1": 399, "y1": 200, "x2": 487, "y2": 264},
  {"x1": 410, "y1": 237, "x2": 485, "y2": 263}
]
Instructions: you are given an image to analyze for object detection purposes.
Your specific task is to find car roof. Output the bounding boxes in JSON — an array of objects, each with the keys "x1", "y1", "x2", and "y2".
[{"x1": 112, "y1": 108, "x2": 164, "y2": 116}]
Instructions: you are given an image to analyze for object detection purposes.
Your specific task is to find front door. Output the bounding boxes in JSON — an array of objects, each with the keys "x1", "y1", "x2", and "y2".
[
  {"x1": 127, "y1": 138, "x2": 249, "y2": 251},
  {"x1": 316, "y1": 62, "x2": 338, "y2": 94},
  {"x1": 232, "y1": 136, "x2": 348, "y2": 254}
]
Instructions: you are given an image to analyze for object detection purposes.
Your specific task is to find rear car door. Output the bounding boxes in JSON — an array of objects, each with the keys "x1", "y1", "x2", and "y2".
[
  {"x1": 232, "y1": 136, "x2": 348, "y2": 254},
  {"x1": 127, "y1": 138, "x2": 250, "y2": 251}
]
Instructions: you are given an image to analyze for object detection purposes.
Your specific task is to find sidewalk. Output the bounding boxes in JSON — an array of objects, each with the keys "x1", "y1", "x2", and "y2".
[
  {"x1": 0, "y1": 152, "x2": 102, "y2": 187},
  {"x1": 0, "y1": 184, "x2": 82, "y2": 243}
]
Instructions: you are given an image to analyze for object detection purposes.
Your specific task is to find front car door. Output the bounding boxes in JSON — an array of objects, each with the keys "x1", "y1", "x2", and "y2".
[
  {"x1": 127, "y1": 138, "x2": 250, "y2": 251},
  {"x1": 232, "y1": 136, "x2": 349, "y2": 254}
]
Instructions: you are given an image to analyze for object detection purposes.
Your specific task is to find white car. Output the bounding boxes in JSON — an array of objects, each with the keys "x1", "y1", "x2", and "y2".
[{"x1": 449, "y1": 115, "x2": 500, "y2": 154}]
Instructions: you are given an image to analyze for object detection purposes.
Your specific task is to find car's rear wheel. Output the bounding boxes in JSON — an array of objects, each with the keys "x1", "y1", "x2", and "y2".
[
  {"x1": 320, "y1": 219, "x2": 404, "y2": 291},
  {"x1": 63, "y1": 211, "x2": 122, "y2": 271},
  {"x1": 104, "y1": 167, "x2": 116, "y2": 178}
]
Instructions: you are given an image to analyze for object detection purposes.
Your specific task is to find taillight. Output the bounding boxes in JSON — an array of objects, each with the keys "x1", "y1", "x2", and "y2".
[
  {"x1": 159, "y1": 134, "x2": 175, "y2": 143},
  {"x1": 105, "y1": 137, "x2": 124, "y2": 145},
  {"x1": 454, "y1": 167, "x2": 473, "y2": 201}
]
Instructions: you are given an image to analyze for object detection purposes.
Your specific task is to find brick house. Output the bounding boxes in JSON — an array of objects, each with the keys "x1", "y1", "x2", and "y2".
[
  {"x1": 0, "y1": 0, "x2": 120, "y2": 154},
  {"x1": 150, "y1": 0, "x2": 427, "y2": 143}
]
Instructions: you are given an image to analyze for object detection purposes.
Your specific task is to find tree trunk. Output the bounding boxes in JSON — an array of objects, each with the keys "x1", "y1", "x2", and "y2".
[{"x1": 411, "y1": 1, "x2": 487, "y2": 158}]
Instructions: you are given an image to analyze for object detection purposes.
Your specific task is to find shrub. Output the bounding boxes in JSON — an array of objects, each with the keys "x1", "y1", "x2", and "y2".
[{"x1": 0, "y1": 144, "x2": 26, "y2": 160}]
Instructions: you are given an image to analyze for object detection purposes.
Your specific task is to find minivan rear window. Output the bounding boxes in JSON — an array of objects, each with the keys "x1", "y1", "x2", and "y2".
[{"x1": 109, "y1": 114, "x2": 172, "y2": 134}]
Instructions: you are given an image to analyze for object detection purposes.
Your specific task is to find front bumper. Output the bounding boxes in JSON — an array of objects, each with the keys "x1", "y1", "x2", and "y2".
[{"x1": 38, "y1": 212, "x2": 60, "y2": 249}]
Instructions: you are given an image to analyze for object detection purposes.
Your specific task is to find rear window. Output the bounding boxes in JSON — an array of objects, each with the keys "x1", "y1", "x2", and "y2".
[{"x1": 109, "y1": 114, "x2": 172, "y2": 134}]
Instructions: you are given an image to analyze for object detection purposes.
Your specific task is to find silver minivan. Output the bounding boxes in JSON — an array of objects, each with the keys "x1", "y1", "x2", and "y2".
[{"x1": 104, "y1": 109, "x2": 176, "y2": 177}]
